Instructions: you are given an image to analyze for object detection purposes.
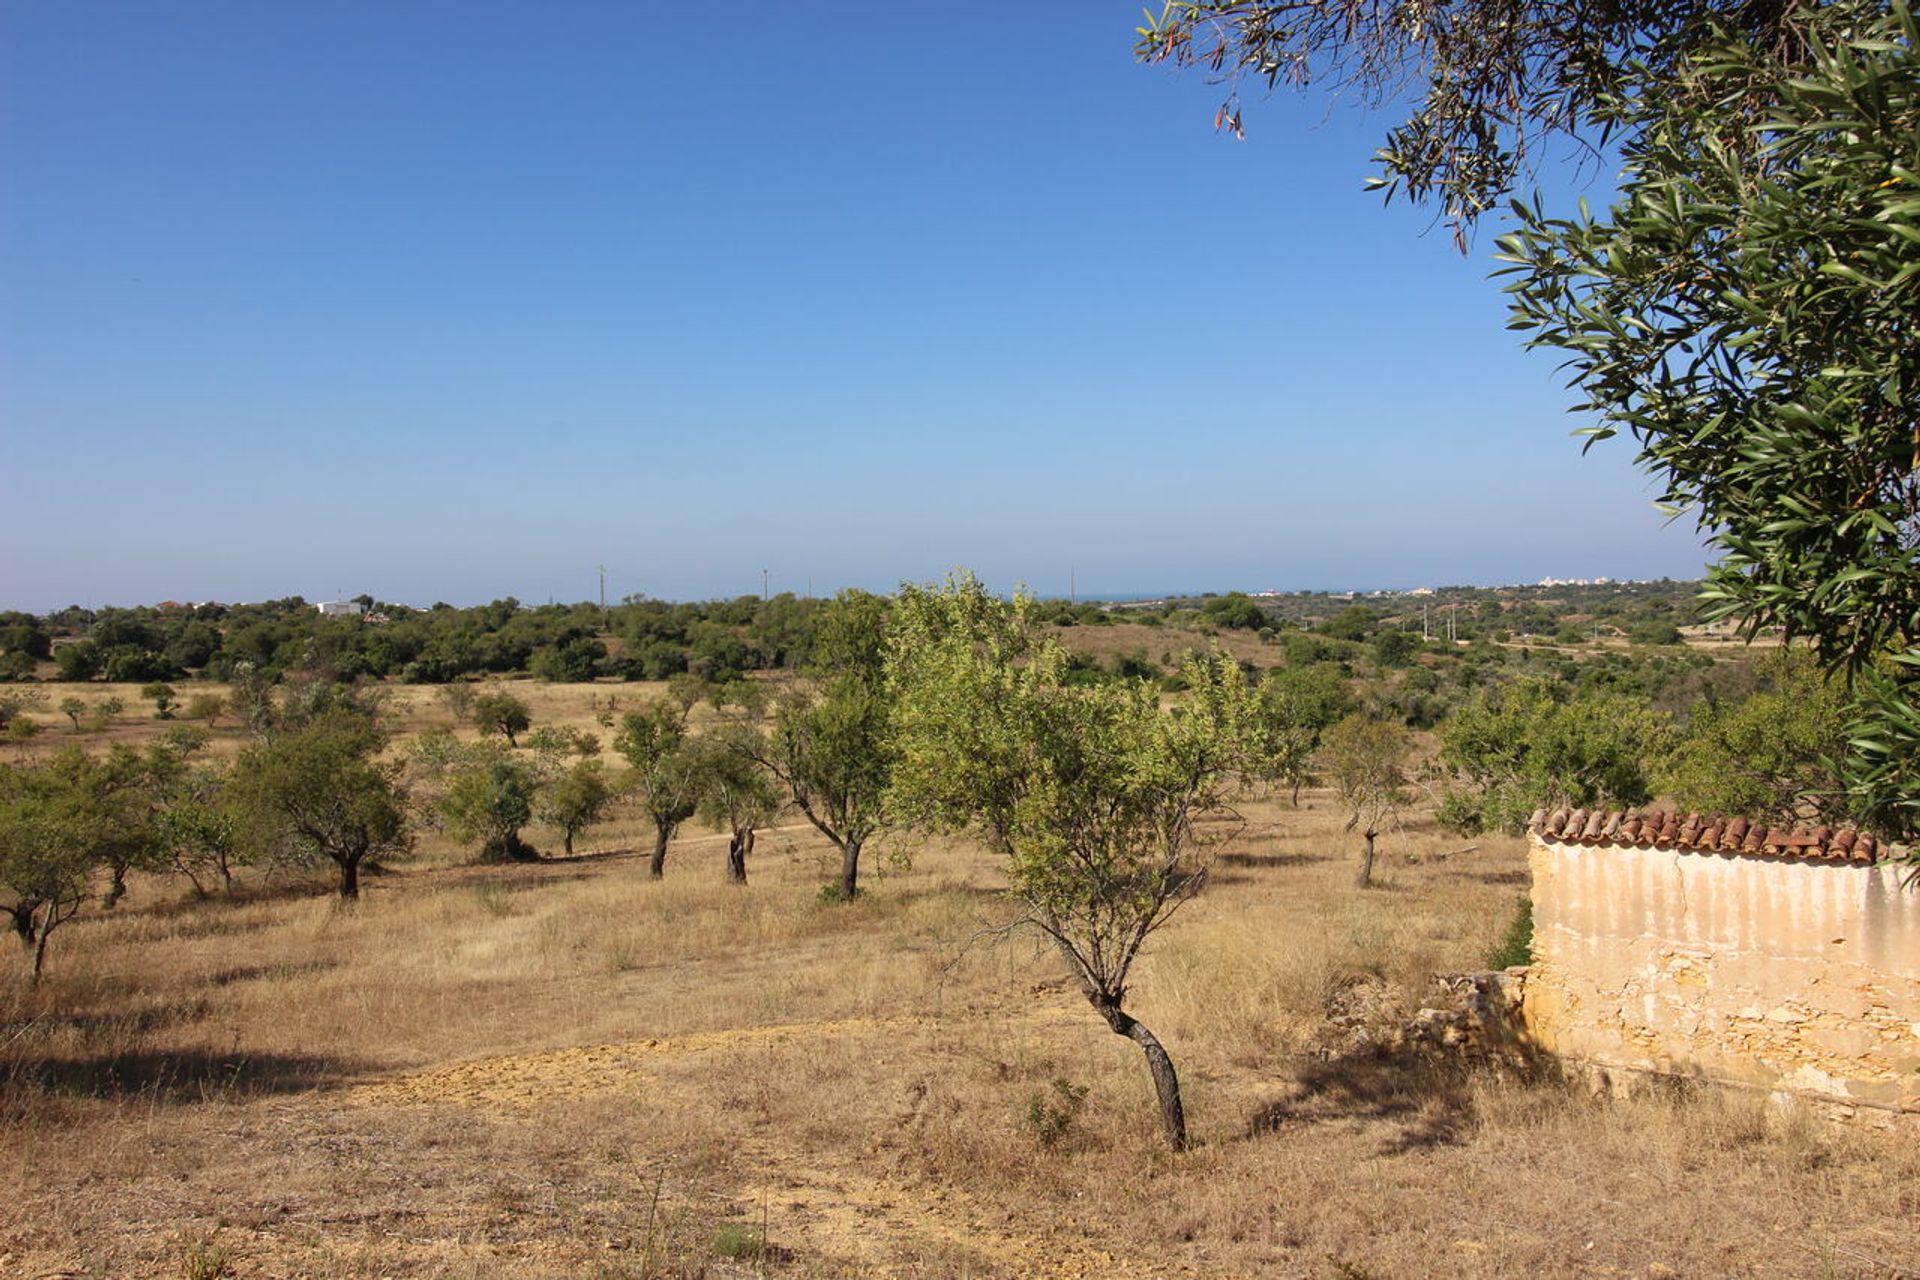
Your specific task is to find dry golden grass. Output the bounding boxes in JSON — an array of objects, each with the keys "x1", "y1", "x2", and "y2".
[{"x1": 2, "y1": 744, "x2": 1917, "y2": 1277}]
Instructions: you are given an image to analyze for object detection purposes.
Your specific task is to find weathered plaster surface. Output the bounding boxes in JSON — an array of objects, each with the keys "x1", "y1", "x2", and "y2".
[{"x1": 1523, "y1": 836, "x2": 1920, "y2": 1114}]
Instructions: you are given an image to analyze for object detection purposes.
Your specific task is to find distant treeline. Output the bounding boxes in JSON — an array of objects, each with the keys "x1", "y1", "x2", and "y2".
[
  {"x1": 0, "y1": 579, "x2": 1711, "y2": 690},
  {"x1": 0, "y1": 595, "x2": 824, "y2": 685}
]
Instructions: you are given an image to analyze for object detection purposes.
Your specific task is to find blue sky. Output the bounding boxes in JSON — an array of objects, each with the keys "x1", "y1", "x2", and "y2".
[{"x1": 0, "y1": 1, "x2": 1708, "y2": 611}]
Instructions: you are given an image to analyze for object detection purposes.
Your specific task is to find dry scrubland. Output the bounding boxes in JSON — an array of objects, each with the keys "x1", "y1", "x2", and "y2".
[{"x1": 3, "y1": 682, "x2": 1918, "y2": 1279}]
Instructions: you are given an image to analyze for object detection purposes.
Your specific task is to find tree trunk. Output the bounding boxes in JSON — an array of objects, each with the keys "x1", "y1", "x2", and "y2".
[
  {"x1": 838, "y1": 837, "x2": 862, "y2": 901},
  {"x1": 1090, "y1": 994, "x2": 1188, "y2": 1151},
  {"x1": 31, "y1": 929, "x2": 50, "y2": 984},
  {"x1": 1356, "y1": 828, "x2": 1377, "y2": 889},
  {"x1": 181, "y1": 865, "x2": 210, "y2": 900},
  {"x1": 338, "y1": 854, "x2": 361, "y2": 900},
  {"x1": 219, "y1": 855, "x2": 234, "y2": 896},
  {"x1": 9, "y1": 903, "x2": 38, "y2": 952},
  {"x1": 103, "y1": 862, "x2": 128, "y2": 911},
  {"x1": 650, "y1": 823, "x2": 671, "y2": 879},
  {"x1": 1290, "y1": 779, "x2": 1302, "y2": 807},
  {"x1": 726, "y1": 824, "x2": 754, "y2": 883},
  {"x1": 563, "y1": 829, "x2": 575, "y2": 857}
]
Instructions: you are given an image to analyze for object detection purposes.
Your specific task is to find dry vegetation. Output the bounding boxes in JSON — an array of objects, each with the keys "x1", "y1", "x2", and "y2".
[{"x1": 3, "y1": 683, "x2": 1917, "y2": 1279}]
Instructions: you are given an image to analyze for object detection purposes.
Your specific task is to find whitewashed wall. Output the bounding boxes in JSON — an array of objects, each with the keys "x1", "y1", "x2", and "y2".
[{"x1": 1523, "y1": 837, "x2": 1920, "y2": 1115}]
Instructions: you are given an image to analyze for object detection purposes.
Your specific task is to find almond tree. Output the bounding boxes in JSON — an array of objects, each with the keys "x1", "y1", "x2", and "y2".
[
  {"x1": 887, "y1": 573, "x2": 1254, "y2": 1151},
  {"x1": 692, "y1": 726, "x2": 778, "y2": 884},
  {"x1": 1321, "y1": 713, "x2": 1410, "y2": 889},
  {"x1": 229, "y1": 707, "x2": 411, "y2": 899},
  {"x1": 758, "y1": 590, "x2": 895, "y2": 900},
  {"x1": 615, "y1": 699, "x2": 701, "y2": 878},
  {"x1": 0, "y1": 747, "x2": 162, "y2": 980}
]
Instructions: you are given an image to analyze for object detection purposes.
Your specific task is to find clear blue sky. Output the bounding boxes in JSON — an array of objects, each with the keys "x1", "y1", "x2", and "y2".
[{"x1": 0, "y1": 1, "x2": 1708, "y2": 611}]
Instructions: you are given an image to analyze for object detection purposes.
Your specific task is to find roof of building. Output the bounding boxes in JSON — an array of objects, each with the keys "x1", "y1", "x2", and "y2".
[{"x1": 1527, "y1": 807, "x2": 1887, "y2": 865}]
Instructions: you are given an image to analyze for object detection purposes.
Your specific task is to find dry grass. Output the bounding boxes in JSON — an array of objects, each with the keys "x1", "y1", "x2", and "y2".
[{"x1": 2, "y1": 756, "x2": 1916, "y2": 1277}]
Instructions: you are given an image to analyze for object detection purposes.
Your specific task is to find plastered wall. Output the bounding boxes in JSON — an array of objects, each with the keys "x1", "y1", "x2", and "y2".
[{"x1": 1523, "y1": 836, "x2": 1920, "y2": 1114}]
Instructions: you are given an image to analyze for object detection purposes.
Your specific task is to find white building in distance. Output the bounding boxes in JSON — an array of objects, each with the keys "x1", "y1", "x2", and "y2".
[{"x1": 317, "y1": 599, "x2": 365, "y2": 618}]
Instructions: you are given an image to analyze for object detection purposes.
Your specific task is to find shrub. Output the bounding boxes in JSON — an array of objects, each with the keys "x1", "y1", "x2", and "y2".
[
  {"x1": 1488, "y1": 898, "x2": 1534, "y2": 969},
  {"x1": 1024, "y1": 1077, "x2": 1091, "y2": 1149}
]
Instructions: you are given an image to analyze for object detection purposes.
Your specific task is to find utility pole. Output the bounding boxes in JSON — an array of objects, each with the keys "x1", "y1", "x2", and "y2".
[
  {"x1": 598, "y1": 565, "x2": 607, "y2": 614},
  {"x1": 1070, "y1": 567, "x2": 1076, "y2": 605},
  {"x1": 1423, "y1": 603, "x2": 1430, "y2": 642},
  {"x1": 761, "y1": 568, "x2": 769, "y2": 601}
]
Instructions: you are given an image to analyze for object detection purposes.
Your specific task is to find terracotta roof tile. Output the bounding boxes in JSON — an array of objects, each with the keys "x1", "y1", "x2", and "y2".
[{"x1": 1526, "y1": 808, "x2": 1889, "y2": 865}]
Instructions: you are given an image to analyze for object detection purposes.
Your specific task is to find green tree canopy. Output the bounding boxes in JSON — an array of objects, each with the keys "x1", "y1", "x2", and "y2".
[
  {"x1": 887, "y1": 572, "x2": 1257, "y2": 1151},
  {"x1": 1437, "y1": 678, "x2": 1671, "y2": 836},
  {"x1": 615, "y1": 698, "x2": 702, "y2": 878},
  {"x1": 1497, "y1": 0, "x2": 1920, "y2": 837},
  {"x1": 1660, "y1": 653, "x2": 1857, "y2": 827},
  {"x1": 229, "y1": 708, "x2": 411, "y2": 898}
]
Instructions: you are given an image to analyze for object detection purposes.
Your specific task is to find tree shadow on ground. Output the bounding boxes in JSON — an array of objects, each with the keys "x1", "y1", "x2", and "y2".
[
  {"x1": 1458, "y1": 869, "x2": 1530, "y2": 887},
  {"x1": 1246, "y1": 1049, "x2": 1477, "y2": 1156},
  {"x1": 205, "y1": 958, "x2": 339, "y2": 988},
  {"x1": 540, "y1": 847, "x2": 645, "y2": 866},
  {"x1": 6, "y1": 997, "x2": 216, "y2": 1041},
  {"x1": 7, "y1": 1047, "x2": 363, "y2": 1104},
  {"x1": 1217, "y1": 851, "x2": 1327, "y2": 869}
]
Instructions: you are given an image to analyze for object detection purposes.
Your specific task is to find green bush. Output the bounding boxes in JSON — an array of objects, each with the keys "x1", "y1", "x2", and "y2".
[{"x1": 1488, "y1": 898, "x2": 1534, "y2": 969}]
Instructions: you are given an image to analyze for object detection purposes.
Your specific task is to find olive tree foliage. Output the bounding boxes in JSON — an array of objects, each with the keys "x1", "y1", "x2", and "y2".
[
  {"x1": 1247, "y1": 663, "x2": 1352, "y2": 804},
  {"x1": 473, "y1": 689, "x2": 532, "y2": 746},
  {"x1": 1319, "y1": 713, "x2": 1411, "y2": 888},
  {"x1": 437, "y1": 743, "x2": 542, "y2": 863},
  {"x1": 158, "y1": 762, "x2": 244, "y2": 898},
  {"x1": 229, "y1": 707, "x2": 411, "y2": 899},
  {"x1": 615, "y1": 699, "x2": 703, "y2": 878},
  {"x1": 691, "y1": 725, "x2": 779, "y2": 883},
  {"x1": 1659, "y1": 652, "x2": 1858, "y2": 826},
  {"x1": 0, "y1": 747, "x2": 164, "y2": 980},
  {"x1": 1134, "y1": 0, "x2": 1813, "y2": 240},
  {"x1": 1436, "y1": 678, "x2": 1671, "y2": 836},
  {"x1": 886, "y1": 573, "x2": 1257, "y2": 1152},
  {"x1": 536, "y1": 759, "x2": 615, "y2": 856},
  {"x1": 1496, "y1": 0, "x2": 1920, "y2": 839},
  {"x1": 758, "y1": 590, "x2": 896, "y2": 900}
]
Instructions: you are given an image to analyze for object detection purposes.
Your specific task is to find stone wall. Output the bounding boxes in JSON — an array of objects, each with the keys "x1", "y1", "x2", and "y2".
[{"x1": 1522, "y1": 834, "x2": 1920, "y2": 1115}]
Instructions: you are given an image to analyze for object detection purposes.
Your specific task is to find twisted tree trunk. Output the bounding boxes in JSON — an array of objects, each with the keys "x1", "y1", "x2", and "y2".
[
  {"x1": 726, "y1": 824, "x2": 755, "y2": 883},
  {"x1": 1089, "y1": 993, "x2": 1189, "y2": 1151},
  {"x1": 650, "y1": 822, "x2": 672, "y2": 878},
  {"x1": 1356, "y1": 827, "x2": 1378, "y2": 889}
]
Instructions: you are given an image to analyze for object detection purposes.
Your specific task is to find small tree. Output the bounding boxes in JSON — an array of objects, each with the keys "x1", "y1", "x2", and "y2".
[
  {"x1": 84, "y1": 695, "x2": 125, "y2": 734},
  {"x1": 758, "y1": 590, "x2": 896, "y2": 899},
  {"x1": 1660, "y1": 653, "x2": 1856, "y2": 827},
  {"x1": 58, "y1": 696, "x2": 85, "y2": 733},
  {"x1": 183, "y1": 692, "x2": 226, "y2": 725},
  {"x1": 692, "y1": 729, "x2": 778, "y2": 883},
  {"x1": 0, "y1": 748, "x2": 163, "y2": 979},
  {"x1": 1437, "y1": 679, "x2": 1669, "y2": 836},
  {"x1": 142, "y1": 682, "x2": 178, "y2": 720},
  {"x1": 438, "y1": 743, "x2": 542, "y2": 862},
  {"x1": 887, "y1": 574, "x2": 1254, "y2": 1151},
  {"x1": 536, "y1": 758, "x2": 614, "y2": 857},
  {"x1": 439, "y1": 682, "x2": 476, "y2": 724},
  {"x1": 229, "y1": 708, "x2": 411, "y2": 899},
  {"x1": 159, "y1": 763, "x2": 242, "y2": 897},
  {"x1": 1321, "y1": 713, "x2": 1411, "y2": 889},
  {"x1": 473, "y1": 690, "x2": 531, "y2": 746},
  {"x1": 0, "y1": 688, "x2": 47, "y2": 734},
  {"x1": 1248, "y1": 664, "x2": 1352, "y2": 805},
  {"x1": 615, "y1": 699, "x2": 702, "y2": 878}
]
